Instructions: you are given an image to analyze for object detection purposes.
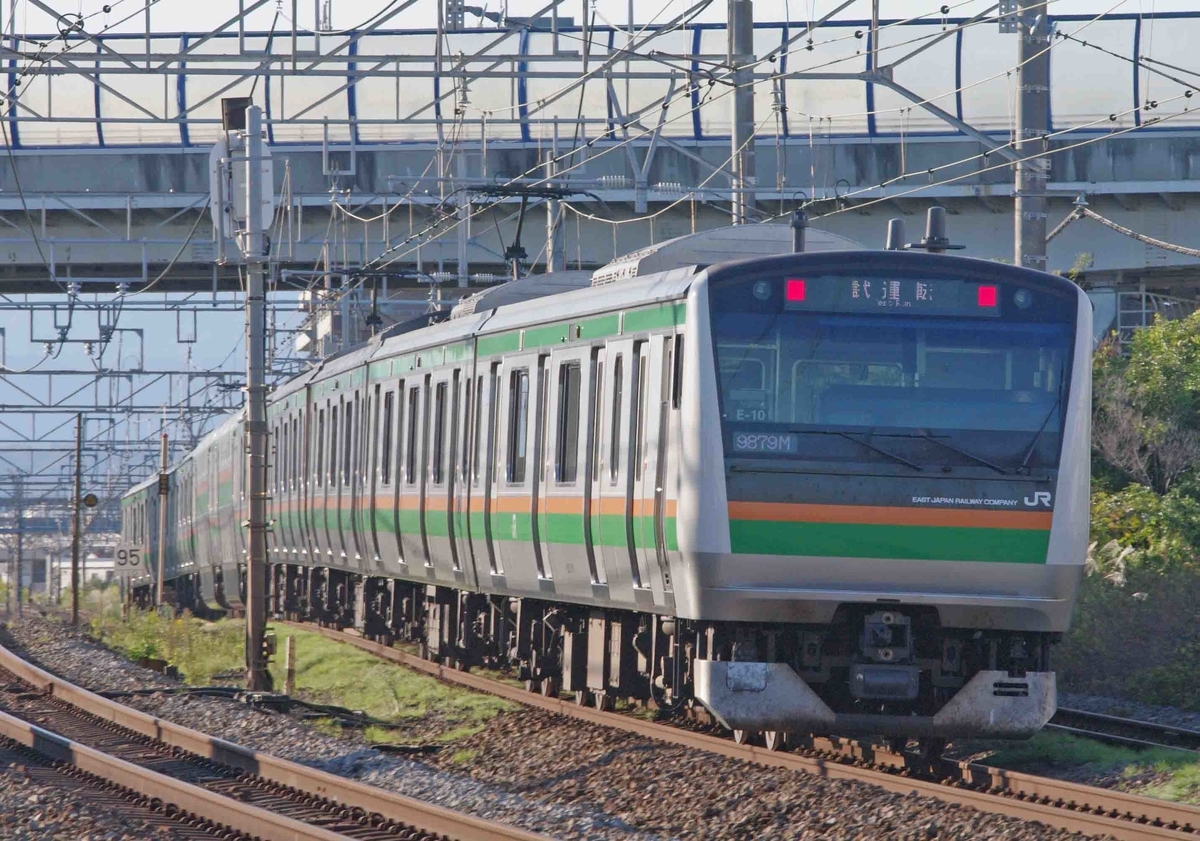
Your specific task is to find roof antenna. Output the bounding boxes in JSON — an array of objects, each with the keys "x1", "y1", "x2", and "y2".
[
  {"x1": 791, "y1": 208, "x2": 808, "y2": 253},
  {"x1": 906, "y1": 206, "x2": 965, "y2": 255},
  {"x1": 884, "y1": 218, "x2": 905, "y2": 251}
]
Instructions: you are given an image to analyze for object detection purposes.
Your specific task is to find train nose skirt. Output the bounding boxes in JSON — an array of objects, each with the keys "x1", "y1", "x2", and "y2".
[{"x1": 693, "y1": 660, "x2": 1056, "y2": 738}]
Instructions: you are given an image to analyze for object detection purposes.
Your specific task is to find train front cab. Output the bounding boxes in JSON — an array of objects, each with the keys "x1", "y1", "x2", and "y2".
[{"x1": 676, "y1": 251, "x2": 1092, "y2": 740}]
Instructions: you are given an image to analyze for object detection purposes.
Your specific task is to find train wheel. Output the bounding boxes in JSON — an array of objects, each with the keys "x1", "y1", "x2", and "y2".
[
  {"x1": 573, "y1": 690, "x2": 593, "y2": 707},
  {"x1": 763, "y1": 731, "x2": 786, "y2": 752},
  {"x1": 593, "y1": 692, "x2": 615, "y2": 712},
  {"x1": 523, "y1": 678, "x2": 541, "y2": 693},
  {"x1": 919, "y1": 737, "x2": 947, "y2": 763},
  {"x1": 732, "y1": 729, "x2": 755, "y2": 746},
  {"x1": 539, "y1": 676, "x2": 561, "y2": 699}
]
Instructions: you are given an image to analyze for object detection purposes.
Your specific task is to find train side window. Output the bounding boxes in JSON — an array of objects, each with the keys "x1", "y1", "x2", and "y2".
[
  {"x1": 316, "y1": 408, "x2": 325, "y2": 486},
  {"x1": 672, "y1": 335, "x2": 684, "y2": 409},
  {"x1": 405, "y1": 387, "x2": 419, "y2": 484},
  {"x1": 609, "y1": 355, "x2": 623, "y2": 482},
  {"x1": 556, "y1": 361, "x2": 582, "y2": 483},
  {"x1": 330, "y1": 405, "x2": 339, "y2": 486},
  {"x1": 507, "y1": 368, "x2": 530, "y2": 484},
  {"x1": 343, "y1": 399, "x2": 354, "y2": 486},
  {"x1": 478, "y1": 365, "x2": 497, "y2": 485},
  {"x1": 593, "y1": 358, "x2": 604, "y2": 470},
  {"x1": 432, "y1": 381, "x2": 448, "y2": 484},
  {"x1": 292, "y1": 418, "x2": 300, "y2": 488},
  {"x1": 633, "y1": 343, "x2": 648, "y2": 482},
  {"x1": 461, "y1": 375, "x2": 473, "y2": 479},
  {"x1": 381, "y1": 390, "x2": 395, "y2": 485}
]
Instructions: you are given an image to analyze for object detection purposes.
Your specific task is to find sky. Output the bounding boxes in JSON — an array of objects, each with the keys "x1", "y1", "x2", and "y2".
[
  {"x1": 6, "y1": 0, "x2": 1195, "y2": 39},
  {"x1": 0, "y1": 0, "x2": 1192, "y2": 484}
]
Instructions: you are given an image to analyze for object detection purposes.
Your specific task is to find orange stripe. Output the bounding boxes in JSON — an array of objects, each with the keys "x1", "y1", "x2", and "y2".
[
  {"x1": 493, "y1": 495, "x2": 531, "y2": 514},
  {"x1": 726, "y1": 502, "x2": 1052, "y2": 530},
  {"x1": 544, "y1": 496, "x2": 584, "y2": 515}
]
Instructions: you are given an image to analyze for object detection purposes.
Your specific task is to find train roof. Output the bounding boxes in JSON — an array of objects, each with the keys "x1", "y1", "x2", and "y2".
[{"x1": 449, "y1": 223, "x2": 861, "y2": 320}]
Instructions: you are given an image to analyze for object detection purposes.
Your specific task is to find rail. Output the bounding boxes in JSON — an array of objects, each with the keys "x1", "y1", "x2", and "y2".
[
  {"x1": 1051, "y1": 706, "x2": 1200, "y2": 753},
  {"x1": 0, "y1": 636, "x2": 549, "y2": 841},
  {"x1": 289, "y1": 622, "x2": 1200, "y2": 841}
]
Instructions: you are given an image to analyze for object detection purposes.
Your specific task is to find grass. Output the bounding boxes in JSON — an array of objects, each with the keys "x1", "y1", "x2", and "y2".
[
  {"x1": 985, "y1": 730, "x2": 1200, "y2": 804},
  {"x1": 87, "y1": 607, "x2": 515, "y2": 745}
]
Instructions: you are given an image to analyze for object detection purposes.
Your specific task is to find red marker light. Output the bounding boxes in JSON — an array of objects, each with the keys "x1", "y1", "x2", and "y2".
[
  {"x1": 977, "y1": 285, "x2": 998, "y2": 307},
  {"x1": 785, "y1": 278, "x2": 806, "y2": 302}
]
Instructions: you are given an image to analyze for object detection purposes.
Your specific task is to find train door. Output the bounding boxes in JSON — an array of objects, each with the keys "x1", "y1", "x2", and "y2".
[
  {"x1": 373, "y1": 382, "x2": 401, "y2": 569},
  {"x1": 528, "y1": 355, "x2": 550, "y2": 580},
  {"x1": 423, "y1": 370, "x2": 455, "y2": 571},
  {"x1": 349, "y1": 388, "x2": 365, "y2": 564},
  {"x1": 586, "y1": 348, "x2": 609, "y2": 585},
  {"x1": 478, "y1": 363, "x2": 501, "y2": 577},
  {"x1": 354, "y1": 391, "x2": 365, "y2": 564},
  {"x1": 398, "y1": 381, "x2": 424, "y2": 565},
  {"x1": 272, "y1": 416, "x2": 285, "y2": 558},
  {"x1": 299, "y1": 397, "x2": 313, "y2": 561},
  {"x1": 291, "y1": 414, "x2": 305, "y2": 558},
  {"x1": 456, "y1": 369, "x2": 482, "y2": 589},
  {"x1": 632, "y1": 338, "x2": 669, "y2": 598},
  {"x1": 366, "y1": 385, "x2": 382, "y2": 565},
  {"x1": 492, "y1": 353, "x2": 541, "y2": 581},
  {"x1": 446, "y1": 369, "x2": 468, "y2": 577},
  {"x1": 538, "y1": 348, "x2": 590, "y2": 589},
  {"x1": 316, "y1": 401, "x2": 333, "y2": 560},
  {"x1": 596, "y1": 338, "x2": 644, "y2": 591}
]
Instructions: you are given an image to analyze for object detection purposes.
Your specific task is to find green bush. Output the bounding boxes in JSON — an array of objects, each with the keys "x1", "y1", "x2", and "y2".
[
  {"x1": 1058, "y1": 567, "x2": 1200, "y2": 709},
  {"x1": 1091, "y1": 484, "x2": 1200, "y2": 571}
]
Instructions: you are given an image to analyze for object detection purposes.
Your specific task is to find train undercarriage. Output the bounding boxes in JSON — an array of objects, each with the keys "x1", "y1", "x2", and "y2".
[{"x1": 144, "y1": 563, "x2": 1058, "y2": 753}]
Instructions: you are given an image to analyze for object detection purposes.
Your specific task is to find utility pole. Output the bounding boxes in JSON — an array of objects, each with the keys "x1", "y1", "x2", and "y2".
[
  {"x1": 1014, "y1": 0, "x2": 1050, "y2": 271},
  {"x1": 155, "y1": 432, "x2": 168, "y2": 606},
  {"x1": 728, "y1": 0, "x2": 756, "y2": 225},
  {"x1": 243, "y1": 104, "x2": 272, "y2": 692},
  {"x1": 13, "y1": 474, "x2": 21, "y2": 615},
  {"x1": 70, "y1": 413, "x2": 83, "y2": 626}
]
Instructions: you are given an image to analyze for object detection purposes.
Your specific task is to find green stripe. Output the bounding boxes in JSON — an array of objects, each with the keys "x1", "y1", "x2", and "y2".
[
  {"x1": 728, "y1": 521, "x2": 1049, "y2": 563},
  {"x1": 624, "y1": 301, "x2": 686, "y2": 333},
  {"x1": 522, "y1": 322, "x2": 570, "y2": 349},
  {"x1": 477, "y1": 332, "x2": 521, "y2": 357},
  {"x1": 577, "y1": 313, "x2": 620, "y2": 341},
  {"x1": 476, "y1": 300, "x2": 685, "y2": 359}
]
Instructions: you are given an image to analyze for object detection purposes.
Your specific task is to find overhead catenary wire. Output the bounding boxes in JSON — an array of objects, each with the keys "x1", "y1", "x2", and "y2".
[
  {"x1": 347, "y1": 0, "x2": 1139, "y2": 285},
  {"x1": 1049, "y1": 201, "x2": 1200, "y2": 258}
]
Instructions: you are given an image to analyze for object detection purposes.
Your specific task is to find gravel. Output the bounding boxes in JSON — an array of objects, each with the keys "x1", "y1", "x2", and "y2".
[
  {"x1": 1, "y1": 615, "x2": 648, "y2": 841},
  {"x1": 0, "y1": 742, "x2": 192, "y2": 840},
  {"x1": 3, "y1": 615, "x2": 1108, "y2": 841},
  {"x1": 1060, "y1": 691, "x2": 1200, "y2": 733}
]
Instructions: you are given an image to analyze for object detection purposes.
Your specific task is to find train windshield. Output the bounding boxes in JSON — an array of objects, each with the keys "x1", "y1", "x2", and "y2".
[{"x1": 710, "y1": 272, "x2": 1076, "y2": 471}]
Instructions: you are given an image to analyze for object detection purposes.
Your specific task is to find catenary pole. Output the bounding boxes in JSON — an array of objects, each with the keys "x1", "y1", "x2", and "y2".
[
  {"x1": 70, "y1": 413, "x2": 83, "y2": 626},
  {"x1": 156, "y1": 431, "x2": 168, "y2": 606},
  {"x1": 728, "y1": 0, "x2": 756, "y2": 225},
  {"x1": 1014, "y1": 0, "x2": 1050, "y2": 271},
  {"x1": 244, "y1": 104, "x2": 272, "y2": 692}
]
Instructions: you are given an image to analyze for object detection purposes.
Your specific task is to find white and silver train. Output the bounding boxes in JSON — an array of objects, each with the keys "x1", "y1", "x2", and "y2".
[{"x1": 122, "y1": 221, "x2": 1092, "y2": 748}]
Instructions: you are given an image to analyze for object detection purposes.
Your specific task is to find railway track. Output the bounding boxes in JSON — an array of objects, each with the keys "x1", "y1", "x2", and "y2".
[
  {"x1": 288, "y1": 621, "x2": 1200, "y2": 841},
  {"x1": 0, "y1": 637, "x2": 547, "y2": 841},
  {"x1": 1051, "y1": 707, "x2": 1200, "y2": 753}
]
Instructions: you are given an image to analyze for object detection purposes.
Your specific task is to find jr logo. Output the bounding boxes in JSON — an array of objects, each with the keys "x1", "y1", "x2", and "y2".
[{"x1": 1023, "y1": 491, "x2": 1052, "y2": 508}]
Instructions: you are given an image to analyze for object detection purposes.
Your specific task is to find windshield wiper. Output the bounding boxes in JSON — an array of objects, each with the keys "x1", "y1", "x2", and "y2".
[
  {"x1": 796, "y1": 429, "x2": 923, "y2": 471},
  {"x1": 909, "y1": 432, "x2": 1010, "y2": 475},
  {"x1": 1018, "y1": 393, "x2": 1063, "y2": 472}
]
